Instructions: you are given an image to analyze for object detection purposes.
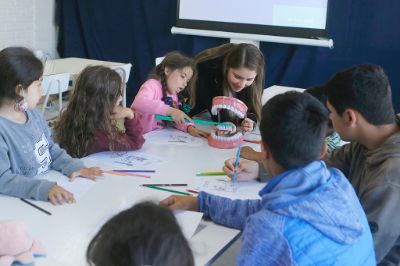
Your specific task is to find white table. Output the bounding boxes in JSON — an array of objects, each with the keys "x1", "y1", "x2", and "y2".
[
  {"x1": 0, "y1": 127, "x2": 263, "y2": 266},
  {"x1": 43, "y1": 58, "x2": 132, "y2": 107}
]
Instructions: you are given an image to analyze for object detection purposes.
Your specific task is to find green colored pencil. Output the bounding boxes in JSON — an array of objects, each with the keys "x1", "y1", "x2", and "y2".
[
  {"x1": 145, "y1": 185, "x2": 191, "y2": 196},
  {"x1": 196, "y1": 172, "x2": 227, "y2": 176},
  {"x1": 155, "y1": 114, "x2": 231, "y2": 126}
]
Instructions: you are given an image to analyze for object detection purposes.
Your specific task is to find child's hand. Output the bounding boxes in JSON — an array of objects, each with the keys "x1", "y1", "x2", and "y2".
[
  {"x1": 241, "y1": 118, "x2": 255, "y2": 134},
  {"x1": 48, "y1": 185, "x2": 75, "y2": 205},
  {"x1": 223, "y1": 158, "x2": 259, "y2": 181},
  {"x1": 187, "y1": 126, "x2": 210, "y2": 138},
  {"x1": 240, "y1": 146, "x2": 264, "y2": 161},
  {"x1": 111, "y1": 105, "x2": 135, "y2": 120},
  {"x1": 69, "y1": 167, "x2": 103, "y2": 181},
  {"x1": 159, "y1": 195, "x2": 198, "y2": 211},
  {"x1": 168, "y1": 107, "x2": 193, "y2": 124}
]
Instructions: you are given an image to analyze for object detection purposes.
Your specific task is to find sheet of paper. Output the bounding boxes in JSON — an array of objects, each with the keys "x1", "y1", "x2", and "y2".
[
  {"x1": 190, "y1": 178, "x2": 265, "y2": 200},
  {"x1": 174, "y1": 210, "x2": 204, "y2": 239},
  {"x1": 56, "y1": 176, "x2": 96, "y2": 200},
  {"x1": 84, "y1": 151, "x2": 164, "y2": 168},
  {"x1": 144, "y1": 128, "x2": 206, "y2": 146}
]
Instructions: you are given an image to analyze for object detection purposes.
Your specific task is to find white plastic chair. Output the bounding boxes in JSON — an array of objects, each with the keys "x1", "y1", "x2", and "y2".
[
  {"x1": 155, "y1": 57, "x2": 164, "y2": 66},
  {"x1": 110, "y1": 64, "x2": 132, "y2": 107},
  {"x1": 41, "y1": 72, "x2": 70, "y2": 114}
]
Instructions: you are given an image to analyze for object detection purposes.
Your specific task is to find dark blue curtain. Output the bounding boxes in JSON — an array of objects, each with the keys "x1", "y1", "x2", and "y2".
[{"x1": 56, "y1": 0, "x2": 400, "y2": 112}]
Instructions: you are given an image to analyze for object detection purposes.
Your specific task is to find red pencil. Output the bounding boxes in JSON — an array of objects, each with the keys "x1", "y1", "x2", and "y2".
[
  {"x1": 187, "y1": 189, "x2": 199, "y2": 194},
  {"x1": 243, "y1": 139, "x2": 261, "y2": 144}
]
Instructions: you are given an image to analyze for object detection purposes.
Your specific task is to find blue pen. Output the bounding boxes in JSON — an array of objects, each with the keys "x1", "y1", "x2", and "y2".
[{"x1": 232, "y1": 145, "x2": 241, "y2": 190}]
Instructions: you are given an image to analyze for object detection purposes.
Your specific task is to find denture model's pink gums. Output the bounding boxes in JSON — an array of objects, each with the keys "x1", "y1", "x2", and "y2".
[
  {"x1": 208, "y1": 96, "x2": 247, "y2": 149},
  {"x1": 211, "y1": 96, "x2": 248, "y2": 118}
]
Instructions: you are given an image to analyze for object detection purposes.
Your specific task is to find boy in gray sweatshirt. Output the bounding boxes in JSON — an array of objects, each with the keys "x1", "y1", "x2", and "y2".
[{"x1": 324, "y1": 64, "x2": 400, "y2": 265}]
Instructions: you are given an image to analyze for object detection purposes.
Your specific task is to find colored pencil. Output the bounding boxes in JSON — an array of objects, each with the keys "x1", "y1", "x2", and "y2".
[
  {"x1": 187, "y1": 189, "x2": 199, "y2": 194},
  {"x1": 145, "y1": 185, "x2": 190, "y2": 196},
  {"x1": 196, "y1": 171, "x2": 226, "y2": 176},
  {"x1": 141, "y1": 184, "x2": 187, "y2": 187},
  {"x1": 155, "y1": 114, "x2": 231, "y2": 126},
  {"x1": 20, "y1": 198, "x2": 51, "y2": 216},
  {"x1": 103, "y1": 170, "x2": 151, "y2": 178},
  {"x1": 243, "y1": 139, "x2": 261, "y2": 144},
  {"x1": 112, "y1": 170, "x2": 156, "y2": 173}
]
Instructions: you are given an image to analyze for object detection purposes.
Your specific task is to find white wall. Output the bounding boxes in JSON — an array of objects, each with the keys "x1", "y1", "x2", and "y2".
[{"x1": 0, "y1": 0, "x2": 58, "y2": 58}]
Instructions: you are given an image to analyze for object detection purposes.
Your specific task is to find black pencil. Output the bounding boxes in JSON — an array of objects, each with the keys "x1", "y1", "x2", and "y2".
[{"x1": 20, "y1": 198, "x2": 52, "y2": 216}]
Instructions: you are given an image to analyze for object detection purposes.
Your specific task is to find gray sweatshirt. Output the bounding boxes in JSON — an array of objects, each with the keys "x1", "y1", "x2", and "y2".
[
  {"x1": 325, "y1": 125, "x2": 400, "y2": 265},
  {"x1": 0, "y1": 109, "x2": 85, "y2": 201}
]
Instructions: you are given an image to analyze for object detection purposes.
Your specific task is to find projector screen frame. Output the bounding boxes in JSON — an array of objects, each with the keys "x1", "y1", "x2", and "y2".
[{"x1": 174, "y1": 0, "x2": 333, "y2": 48}]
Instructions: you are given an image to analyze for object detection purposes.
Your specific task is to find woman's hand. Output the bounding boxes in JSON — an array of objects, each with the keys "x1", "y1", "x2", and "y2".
[
  {"x1": 48, "y1": 185, "x2": 75, "y2": 205},
  {"x1": 69, "y1": 167, "x2": 103, "y2": 181},
  {"x1": 168, "y1": 107, "x2": 193, "y2": 124},
  {"x1": 188, "y1": 126, "x2": 210, "y2": 138},
  {"x1": 241, "y1": 118, "x2": 255, "y2": 134}
]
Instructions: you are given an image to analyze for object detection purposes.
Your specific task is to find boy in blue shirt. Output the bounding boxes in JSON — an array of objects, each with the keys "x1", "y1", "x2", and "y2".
[{"x1": 161, "y1": 91, "x2": 375, "y2": 265}]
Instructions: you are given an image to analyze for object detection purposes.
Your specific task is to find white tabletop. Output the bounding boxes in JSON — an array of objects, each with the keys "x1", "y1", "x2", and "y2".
[{"x1": 0, "y1": 127, "x2": 263, "y2": 266}]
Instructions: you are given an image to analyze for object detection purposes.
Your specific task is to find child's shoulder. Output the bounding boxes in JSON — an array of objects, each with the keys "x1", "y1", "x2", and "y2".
[
  {"x1": 27, "y1": 108, "x2": 45, "y2": 121},
  {"x1": 142, "y1": 78, "x2": 161, "y2": 87}
]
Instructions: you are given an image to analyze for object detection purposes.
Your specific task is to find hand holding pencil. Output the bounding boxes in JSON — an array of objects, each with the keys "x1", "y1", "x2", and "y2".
[{"x1": 223, "y1": 157, "x2": 260, "y2": 181}]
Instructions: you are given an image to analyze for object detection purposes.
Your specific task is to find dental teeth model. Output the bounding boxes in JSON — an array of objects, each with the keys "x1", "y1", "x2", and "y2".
[{"x1": 208, "y1": 96, "x2": 248, "y2": 149}]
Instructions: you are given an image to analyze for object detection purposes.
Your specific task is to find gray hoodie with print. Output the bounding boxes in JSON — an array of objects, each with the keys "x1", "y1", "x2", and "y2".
[{"x1": 0, "y1": 109, "x2": 84, "y2": 201}]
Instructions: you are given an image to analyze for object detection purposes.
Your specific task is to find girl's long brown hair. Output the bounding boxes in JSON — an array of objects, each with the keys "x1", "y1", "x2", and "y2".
[
  {"x1": 54, "y1": 65, "x2": 122, "y2": 158},
  {"x1": 192, "y1": 43, "x2": 265, "y2": 121},
  {"x1": 222, "y1": 43, "x2": 264, "y2": 121}
]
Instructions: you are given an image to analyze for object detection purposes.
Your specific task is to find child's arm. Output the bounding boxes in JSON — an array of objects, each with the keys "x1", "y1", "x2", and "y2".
[
  {"x1": 240, "y1": 146, "x2": 264, "y2": 161},
  {"x1": 0, "y1": 140, "x2": 55, "y2": 201},
  {"x1": 160, "y1": 193, "x2": 262, "y2": 230},
  {"x1": 113, "y1": 106, "x2": 145, "y2": 150},
  {"x1": 123, "y1": 113, "x2": 146, "y2": 148},
  {"x1": 238, "y1": 214, "x2": 292, "y2": 265},
  {"x1": 187, "y1": 126, "x2": 210, "y2": 138},
  {"x1": 324, "y1": 143, "x2": 353, "y2": 176},
  {"x1": 131, "y1": 80, "x2": 170, "y2": 115},
  {"x1": 198, "y1": 192, "x2": 262, "y2": 229}
]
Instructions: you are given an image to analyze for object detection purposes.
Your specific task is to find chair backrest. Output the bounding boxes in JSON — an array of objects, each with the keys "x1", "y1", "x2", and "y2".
[
  {"x1": 111, "y1": 63, "x2": 132, "y2": 83},
  {"x1": 155, "y1": 57, "x2": 164, "y2": 66},
  {"x1": 41, "y1": 72, "x2": 70, "y2": 114}
]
